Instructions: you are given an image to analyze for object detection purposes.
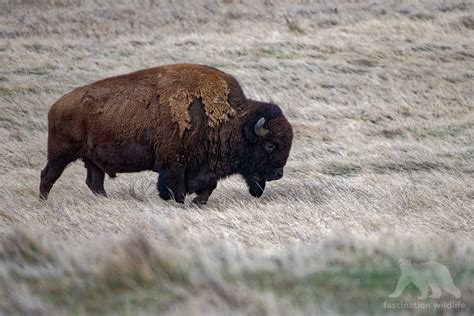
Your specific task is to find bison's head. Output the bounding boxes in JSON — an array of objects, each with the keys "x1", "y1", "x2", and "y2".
[{"x1": 240, "y1": 102, "x2": 293, "y2": 198}]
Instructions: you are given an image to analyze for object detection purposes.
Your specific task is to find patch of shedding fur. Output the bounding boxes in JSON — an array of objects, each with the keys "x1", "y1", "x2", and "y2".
[
  {"x1": 199, "y1": 73, "x2": 236, "y2": 128},
  {"x1": 161, "y1": 67, "x2": 235, "y2": 136},
  {"x1": 167, "y1": 88, "x2": 194, "y2": 136}
]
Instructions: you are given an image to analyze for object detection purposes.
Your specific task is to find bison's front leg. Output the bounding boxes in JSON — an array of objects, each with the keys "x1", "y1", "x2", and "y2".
[
  {"x1": 192, "y1": 179, "x2": 217, "y2": 205},
  {"x1": 157, "y1": 166, "x2": 186, "y2": 203}
]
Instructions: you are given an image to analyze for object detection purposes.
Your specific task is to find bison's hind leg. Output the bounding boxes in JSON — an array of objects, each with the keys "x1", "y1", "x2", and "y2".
[
  {"x1": 84, "y1": 159, "x2": 107, "y2": 197},
  {"x1": 39, "y1": 155, "x2": 76, "y2": 200}
]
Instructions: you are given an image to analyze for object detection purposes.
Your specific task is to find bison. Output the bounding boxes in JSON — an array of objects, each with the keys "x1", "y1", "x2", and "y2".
[{"x1": 40, "y1": 64, "x2": 293, "y2": 204}]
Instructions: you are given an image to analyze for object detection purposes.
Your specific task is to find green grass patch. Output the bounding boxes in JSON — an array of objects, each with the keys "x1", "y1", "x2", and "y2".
[
  {"x1": 321, "y1": 162, "x2": 362, "y2": 177},
  {"x1": 13, "y1": 67, "x2": 51, "y2": 76},
  {"x1": 0, "y1": 87, "x2": 14, "y2": 98},
  {"x1": 0, "y1": 86, "x2": 53, "y2": 100}
]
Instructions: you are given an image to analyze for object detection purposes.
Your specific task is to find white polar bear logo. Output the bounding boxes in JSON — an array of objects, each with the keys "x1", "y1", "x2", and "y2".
[{"x1": 389, "y1": 258, "x2": 461, "y2": 300}]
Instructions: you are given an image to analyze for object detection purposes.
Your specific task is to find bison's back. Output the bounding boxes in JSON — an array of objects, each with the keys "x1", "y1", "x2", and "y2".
[{"x1": 50, "y1": 64, "x2": 243, "y2": 141}]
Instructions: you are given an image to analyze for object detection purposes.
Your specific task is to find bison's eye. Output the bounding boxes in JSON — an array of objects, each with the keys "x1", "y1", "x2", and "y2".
[{"x1": 263, "y1": 142, "x2": 276, "y2": 153}]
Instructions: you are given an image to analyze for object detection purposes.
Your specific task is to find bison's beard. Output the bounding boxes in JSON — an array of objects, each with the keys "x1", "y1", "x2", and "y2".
[{"x1": 245, "y1": 175, "x2": 266, "y2": 198}]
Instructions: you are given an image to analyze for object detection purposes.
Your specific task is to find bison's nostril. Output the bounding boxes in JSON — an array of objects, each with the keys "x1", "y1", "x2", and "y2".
[{"x1": 273, "y1": 168, "x2": 283, "y2": 180}]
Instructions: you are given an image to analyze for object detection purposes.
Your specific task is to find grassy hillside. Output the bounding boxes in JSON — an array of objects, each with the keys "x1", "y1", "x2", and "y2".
[{"x1": 0, "y1": 0, "x2": 473, "y2": 314}]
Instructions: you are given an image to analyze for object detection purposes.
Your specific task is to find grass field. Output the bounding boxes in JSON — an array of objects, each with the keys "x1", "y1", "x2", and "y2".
[{"x1": 0, "y1": 0, "x2": 473, "y2": 314}]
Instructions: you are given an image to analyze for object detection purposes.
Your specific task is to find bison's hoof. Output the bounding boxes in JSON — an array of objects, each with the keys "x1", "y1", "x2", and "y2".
[
  {"x1": 175, "y1": 194, "x2": 185, "y2": 204},
  {"x1": 192, "y1": 197, "x2": 207, "y2": 205},
  {"x1": 93, "y1": 191, "x2": 107, "y2": 198}
]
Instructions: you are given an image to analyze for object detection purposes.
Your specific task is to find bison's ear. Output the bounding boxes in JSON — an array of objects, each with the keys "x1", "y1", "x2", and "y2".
[{"x1": 244, "y1": 116, "x2": 268, "y2": 143}]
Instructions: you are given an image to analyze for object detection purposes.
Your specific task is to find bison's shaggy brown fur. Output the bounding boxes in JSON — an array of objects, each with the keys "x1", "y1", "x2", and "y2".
[
  {"x1": 40, "y1": 64, "x2": 293, "y2": 203},
  {"x1": 161, "y1": 65, "x2": 236, "y2": 134}
]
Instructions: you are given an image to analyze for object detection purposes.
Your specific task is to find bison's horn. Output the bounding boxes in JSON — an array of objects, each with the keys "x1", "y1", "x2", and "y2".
[{"x1": 254, "y1": 117, "x2": 269, "y2": 137}]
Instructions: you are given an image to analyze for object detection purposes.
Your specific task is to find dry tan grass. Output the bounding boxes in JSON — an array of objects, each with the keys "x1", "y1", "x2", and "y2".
[{"x1": 0, "y1": 0, "x2": 473, "y2": 314}]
